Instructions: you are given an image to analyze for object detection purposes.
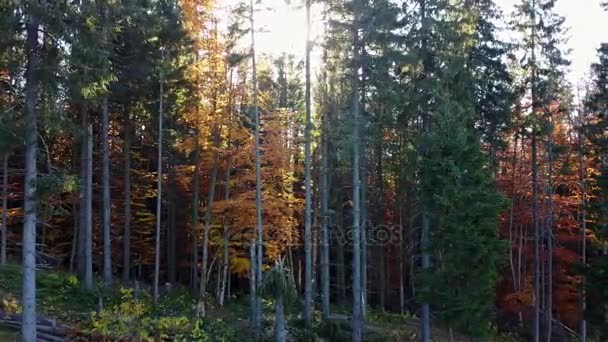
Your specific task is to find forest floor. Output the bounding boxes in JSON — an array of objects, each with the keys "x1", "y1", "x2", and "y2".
[{"x1": 0, "y1": 265, "x2": 515, "y2": 341}]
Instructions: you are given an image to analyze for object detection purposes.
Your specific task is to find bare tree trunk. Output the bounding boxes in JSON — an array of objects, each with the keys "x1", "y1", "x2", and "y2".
[
  {"x1": 101, "y1": 96, "x2": 112, "y2": 287},
  {"x1": 219, "y1": 129, "x2": 232, "y2": 307},
  {"x1": 167, "y1": 165, "x2": 177, "y2": 284},
  {"x1": 249, "y1": 240, "x2": 257, "y2": 330},
  {"x1": 530, "y1": 1, "x2": 540, "y2": 340},
  {"x1": 22, "y1": 12, "x2": 39, "y2": 341},
  {"x1": 192, "y1": 133, "x2": 200, "y2": 290},
  {"x1": 276, "y1": 293, "x2": 286, "y2": 342},
  {"x1": 303, "y1": 0, "x2": 314, "y2": 327},
  {"x1": 351, "y1": 10, "x2": 363, "y2": 341},
  {"x1": 577, "y1": 114, "x2": 587, "y2": 342},
  {"x1": 320, "y1": 98, "x2": 330, "y2": 319},
  {"x1": 200, "y1": 128, "x2": 220, "y2": 314},
  {"x1": 85, "y1": 124, "x2": 93, "y2": 291},
  {"x1": 1, "y1": 154, "x2": 8, "y2": 265},
  {"x1": 153, "y1": 61, "x2": 164, "y2": 304},
  {"x1": 78, "y1": 106, "x2": 88, "y2": 278},
  {"x1": 249, "y1": 0, "x2": 263, "y2": 333},
  {"x1": 123, "y1": 109, "x2": 132, "y2": 282},
  {"x1": 545, "y1": 120, "x2": 554, "y2": 342},
  {"x1": 419, "y1": 1, "x2": 431, "y2": 339},
  {"x1": 100, "y1": 2, "x2": 112, "y2": 288},
  {"x1": 360, "y1": 154, "x2": 368, "y2": 318}
]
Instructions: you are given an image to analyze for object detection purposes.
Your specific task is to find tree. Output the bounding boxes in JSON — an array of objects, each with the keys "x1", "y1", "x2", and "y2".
[
  {"x1": 21, "y1": 5, "x2": 40, "y2": 340},
  {"x1": 260, "y1": 258, "x2": 297, "y2": 342},
  {"x1": 248, "y1": 0, "x2": 264, "y2": 333},
  {"x1": 99, "y1": 0, "x2": 113, "y2": 288},
  {"x1": 511, "y1": 0, "x2": 569, "y2": 339},
  {"x1": 420, "y1": 102, "x2": 507, "y2": 337},
  {"x1": 302, "y1": 0, "x2": 314, "y2": 328},
  {"x1": 153, "y1": 50, "x2": 165, "y2": 304},
  {"x1": 350, "y1": 1, "x2": 363, "y2": 339}
]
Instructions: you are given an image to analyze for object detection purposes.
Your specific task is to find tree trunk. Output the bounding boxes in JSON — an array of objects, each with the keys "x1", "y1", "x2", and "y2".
[
  {"x1": 419, "y1": 0, "x2": 431, "y2": 339},
  {"x1": 249, "y1": 0, "x2": 263, "y2": 333},
  {"x1": 577, "y1": 115, "x2": 587, "y2": 342},
  {"x1": 545, "y1": 120, "x2": 554, "y2": 342},
  {"x1": 100, "y1": 2, "x2": 112, "y2": 289},
  {"x1": 219, "y1": 128, "x2": 232, "y2": 307},
  {"x1": 360, "y1": 152, "x2": 368, "y2": 318},
  {"x1": 101, "y1": 95, "x2": 112, "y2": 287},
  {"x1": 530, "y1": 1, "x2": 540, "y2": 340},
  {"x1": 249, "y1": 240, "x2": 257, "y2": 330},
  {"x1": 320, "y1": 97, "x2": 330, "y2": 319},
  {"x1": 123, "y1": 109, "x2": 132, "y2": 282},
  {"x1": 85, "y1": 124, "x2": 93, "y2": 291},
  {"x1": 153, "y1": 62, "x2": 164, "y2": 304},
  {"x1": 22, "y1": 12, "x2": 40, "y2": 341},
  {"x1": 200, "y1": 128, "x2": 220, "y2": 313},
  {"x1": 1, "y1": 154, "x2": 8, "y2": 265},
  {"x1": 167, "y1": 165, "x2": 177, "y2": 285},
  {"x1": 192, "y1": 133, "x2": 200, "y2": 290},
  {"x1": 78, "y1": 105, "x2": 88, "y2": 278},
  {"x1": 303, "y1": 0, "x2": 313, "y2": 327},
  {"x1": 275, "y1": 293, "x2": 286, "y2": 342},
  {"x1": 351, "y1": 11, "x2": 362, "y2": 341}
]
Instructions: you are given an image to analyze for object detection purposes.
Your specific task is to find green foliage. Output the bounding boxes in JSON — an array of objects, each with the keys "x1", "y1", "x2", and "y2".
[
  {"x1": 258, "y1": 258, "x2": 297, "y2": 304},
  {"x1": 418, "y1": 105, "x2": 508, "y2": 337},
  {"x1": 91, "y1": 287, "x2": 237, "y2": 341},
  {"x1": 0, "y1": 264, "x2": 97, "y2": 322}
]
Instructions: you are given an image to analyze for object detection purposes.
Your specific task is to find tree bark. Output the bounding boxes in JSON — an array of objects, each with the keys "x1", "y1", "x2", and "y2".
[
  {"x1": 167, "y1": 164, "x2": 177, "y2": 285},
  {"x1": 249, "y1": 0, "x2": 263, "y2": 333},
  {"x1": 275, "y1": 293, "x2": 286, "y2": 342},
  {"x1": 100, "y1": 1, "x2": 112, "y2": 289},
  {"x1": 101, "y1": 96, "x2": 112, "y2": 287},
  {"x1": 153, "y1": 60, "x2": 164, "y2": 304},
  {"x1": 419, "y1": 0, "x2": 431, "y2": 339},
  {"x1": 200, "y1": 127, "x2": 220, "y2": 313},
  {"x1": 320, "y1": 94, "x2": 330, "y2": 319},
  {"x1": 122, "y1": 108, "x2": 132, "y2": 282},
  {"x1": 192, "y1": 132, "x2": 200, "y2": 290},
  {"x1": 303, "y1": 0, "x2": 314, "y2": 327},
  {"x1": 351, "y1": 8, "x2": 362, "y2": 340},
  {"x1": 577, "y1": 113, "x2": 587, "y2": 342},
  {"x1": 545, "y1": 119, "x2": 554, "y2": 342},
  {"x1": 22, "y1": 11, "x2": 40, "y2": 341},
  {"x1": 78, "y1": 105, "x2": 88, "y2": 279},
  {"x1": 85, "y1": 124, "x2": 93, "y2": 291}
]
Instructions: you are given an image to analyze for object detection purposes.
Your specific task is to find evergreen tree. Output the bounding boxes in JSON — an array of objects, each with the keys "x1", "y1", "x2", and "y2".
[
  {"x1": 419, "y1": 99, "x2": 507, "y2": 337},
  {"x1": 583, "y1": 42, "x2": 608, "y2": 341}
]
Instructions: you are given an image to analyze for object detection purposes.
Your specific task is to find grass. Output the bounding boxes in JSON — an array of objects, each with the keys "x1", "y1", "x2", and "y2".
[{"x1": 0, "y1": 264, "x2": 97, "y2": 323}]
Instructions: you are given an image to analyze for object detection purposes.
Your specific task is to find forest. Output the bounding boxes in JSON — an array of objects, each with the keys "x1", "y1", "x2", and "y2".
[{"x1": 0, "y1": 0, "x2": 607, "y2": 341}]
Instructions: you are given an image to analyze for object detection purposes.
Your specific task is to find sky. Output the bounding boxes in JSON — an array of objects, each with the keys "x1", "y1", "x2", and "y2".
[
  {"x1": 246, "y1": 0, "x2": 608, "y2": 86},
  {"x1": 499, "y1": 0, "x2": 608, "y2": 86}
]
